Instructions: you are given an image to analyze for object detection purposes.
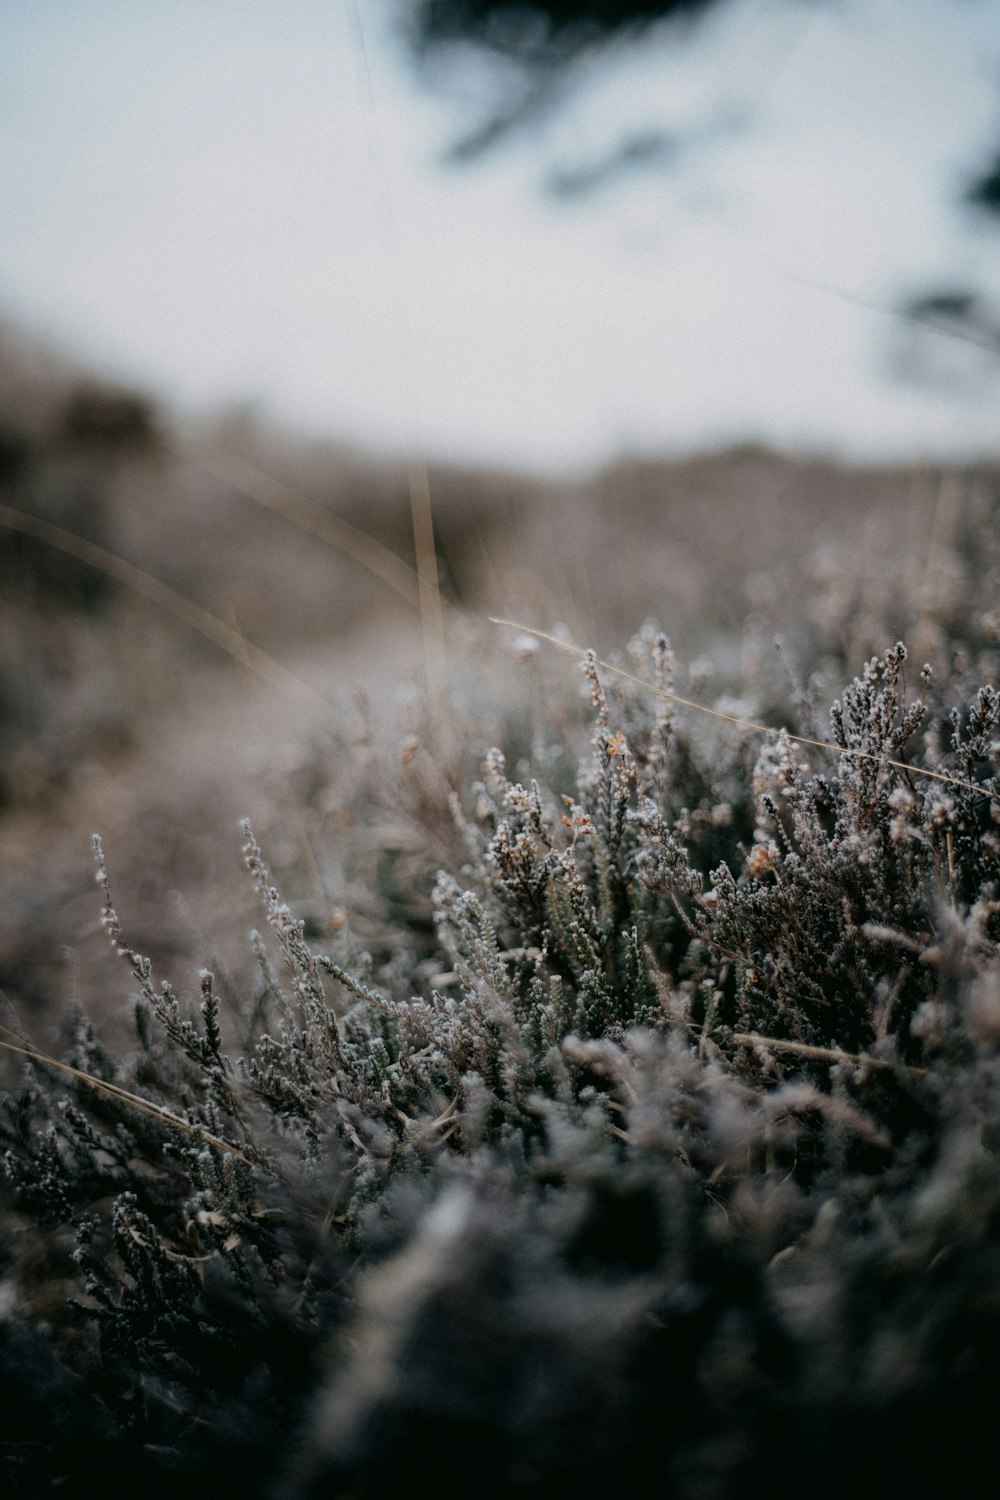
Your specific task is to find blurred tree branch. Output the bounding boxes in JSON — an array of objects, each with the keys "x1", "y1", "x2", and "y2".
[{"x1": 397, "y1": 0, "x2": 1000, "y2": 390}]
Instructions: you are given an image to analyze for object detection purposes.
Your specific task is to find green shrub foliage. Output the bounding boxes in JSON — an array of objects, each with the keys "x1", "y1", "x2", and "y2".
[{"x1": 2, "y1": 626, "x2": 999, "y2": 1497}]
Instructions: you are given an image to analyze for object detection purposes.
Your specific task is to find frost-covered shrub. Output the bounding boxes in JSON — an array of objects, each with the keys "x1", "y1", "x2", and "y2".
[{"x1": 2, "y1": 626, "x2": 999, "y2": 1497}]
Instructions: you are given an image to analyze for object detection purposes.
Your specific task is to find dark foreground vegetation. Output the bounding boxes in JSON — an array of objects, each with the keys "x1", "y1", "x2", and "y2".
[{"x1": 2, "y1": 327, "x2": 1000, "y2": 1495}]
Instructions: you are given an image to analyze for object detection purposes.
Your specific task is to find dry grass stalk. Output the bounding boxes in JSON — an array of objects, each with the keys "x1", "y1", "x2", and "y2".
[
  {"x1": 0, "y1": 502, "x2": 341, "y2": 729},
  {"x1": 490, "y1": 616, "x2": 995, "y2": 800}
]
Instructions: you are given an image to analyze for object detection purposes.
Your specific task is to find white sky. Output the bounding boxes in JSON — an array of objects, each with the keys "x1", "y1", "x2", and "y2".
[{"x1": 1, "y1": 0, "x2": 999, "y2": 472}]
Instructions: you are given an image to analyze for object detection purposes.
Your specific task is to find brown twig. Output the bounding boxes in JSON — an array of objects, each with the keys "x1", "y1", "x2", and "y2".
[{"x1": 732, "y1": 1031, "x2": 928, "y2": 1078}]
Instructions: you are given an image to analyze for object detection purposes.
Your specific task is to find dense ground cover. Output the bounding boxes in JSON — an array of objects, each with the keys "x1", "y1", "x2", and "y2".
[{"x1": 2, "y1": 333, "x2": 999, "y2": 1495}]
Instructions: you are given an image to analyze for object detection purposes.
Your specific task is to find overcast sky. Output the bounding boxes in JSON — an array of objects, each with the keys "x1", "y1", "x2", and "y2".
[{"x1": 2, "y1": 0, "x2": 1000, "y2": 472}]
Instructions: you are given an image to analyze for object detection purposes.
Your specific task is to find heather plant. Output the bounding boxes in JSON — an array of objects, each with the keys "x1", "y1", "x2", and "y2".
[{"x1": 2, "y1": 621, "x2": 999, "y2": 1497}]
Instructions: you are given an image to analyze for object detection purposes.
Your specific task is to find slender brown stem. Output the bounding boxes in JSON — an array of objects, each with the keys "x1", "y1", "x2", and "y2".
[
  {"x1": 490, "y1": 616, "x2": 993, "y2": 800},
  {"x1": 191, "y1": 447, "x2": 423, "y2": 610},
  {"x1": 0, "y1": 1027, "x2": 255, "y2": 1164},
  {"x1": 0, "y1": 504, "x2": 341, "y2": 729},
  {"x1": 732, "y1": 1031, "x2": 928, "y2": 1078}
]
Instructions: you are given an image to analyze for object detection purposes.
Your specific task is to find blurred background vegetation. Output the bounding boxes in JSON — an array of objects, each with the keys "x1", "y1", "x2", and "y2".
[{"x1": 2, "y1": 0, "x2": 999, "y2": 1037}]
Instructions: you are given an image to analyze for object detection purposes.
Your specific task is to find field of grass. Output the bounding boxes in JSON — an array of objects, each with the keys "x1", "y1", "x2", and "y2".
[{"x1": 2, "y1": 324, "x2": 999, "y2": 1496}]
